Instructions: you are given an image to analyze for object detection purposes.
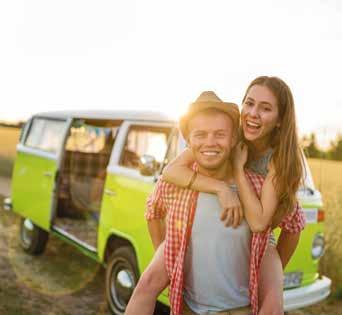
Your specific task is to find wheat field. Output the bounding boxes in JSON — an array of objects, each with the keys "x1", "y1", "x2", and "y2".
[
  {"x1": 0, "y1": 126, "x2": 20, "y2": 177},
  {"x1": 308, "y1": 159, "x2": 342, "y2": 293}
]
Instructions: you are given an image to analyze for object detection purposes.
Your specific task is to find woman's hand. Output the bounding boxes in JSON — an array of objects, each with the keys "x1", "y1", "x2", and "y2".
[
  {"x1": 216, "y1": 183, "x2": 244, "y2": 228},
  {"x1": 232, "y1": 141, "x2": 248, "y2": 173}
]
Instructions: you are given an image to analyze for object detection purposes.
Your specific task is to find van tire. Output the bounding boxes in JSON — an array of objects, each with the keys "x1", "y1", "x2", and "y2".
[
  {"x1": 20, "y1": 218, "x2": 49, "y2": 255},
  {"x1": 105, "y1": 246, "x2": 139, "y2": 315}
]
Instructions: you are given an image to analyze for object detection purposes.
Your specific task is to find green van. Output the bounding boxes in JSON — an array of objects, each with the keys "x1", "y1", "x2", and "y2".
[{"x1": 5, "y1": 110, "x2": 331, "y2": 314}]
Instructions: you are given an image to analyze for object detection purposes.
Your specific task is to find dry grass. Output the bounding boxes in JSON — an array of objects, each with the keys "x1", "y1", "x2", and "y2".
[
  {"x1": 0, "y1": 126, "x2": 20, "y2": 177},
  {"x1": 308, "y1": 159, "x2": 342, "y2": 294},
  {"x1": 0, "y1": 126, "x2": 20, "y2": 159},
  {"x1": 0, "y1": 196, "x2": 110, "y2": 315}
]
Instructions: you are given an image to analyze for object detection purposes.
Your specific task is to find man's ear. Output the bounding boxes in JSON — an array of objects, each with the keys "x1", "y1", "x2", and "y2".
[{"x1": 185, "y1": 134, "x2": 191, "y2": 148}]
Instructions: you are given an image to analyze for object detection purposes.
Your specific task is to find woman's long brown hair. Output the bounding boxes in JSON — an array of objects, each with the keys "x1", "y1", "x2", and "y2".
[{"x1": 242, "y1": 76, "x2": 303, "y2": 225}]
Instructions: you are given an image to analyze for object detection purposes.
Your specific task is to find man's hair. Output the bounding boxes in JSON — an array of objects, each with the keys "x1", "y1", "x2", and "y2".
[{"x1": 186, "y1": 108, "x2": 235, "y2": 139}]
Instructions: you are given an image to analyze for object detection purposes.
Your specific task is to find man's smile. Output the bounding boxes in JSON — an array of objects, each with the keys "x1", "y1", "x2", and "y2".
[{"x1": 200, "y1": 150, "x2": 220, "y2": 156}]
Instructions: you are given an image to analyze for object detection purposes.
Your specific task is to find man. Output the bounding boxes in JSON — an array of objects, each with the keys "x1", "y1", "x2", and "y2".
[
  {"x1": 147, "y1": 91, "x2": 254, "y2": 315},
  {"x1": 127, "y1": 91, "x2": 304, "y2": 315}
]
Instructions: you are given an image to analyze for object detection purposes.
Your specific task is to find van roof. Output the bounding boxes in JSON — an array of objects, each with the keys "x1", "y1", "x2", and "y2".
[{"x1": 35, "y1": 110, "x2": 177, "y2": 123}]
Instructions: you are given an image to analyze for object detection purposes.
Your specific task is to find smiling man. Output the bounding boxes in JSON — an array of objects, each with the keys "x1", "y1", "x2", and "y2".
[
  {"x1": 186, "y1": 107, "x2": 236, "y2": 172},
  {"x1": 179, "y1": 93, "x2": 252, "y2": 314},
  {"x1": 144, "y1": 91, "x2": 260, "y2": 315}
]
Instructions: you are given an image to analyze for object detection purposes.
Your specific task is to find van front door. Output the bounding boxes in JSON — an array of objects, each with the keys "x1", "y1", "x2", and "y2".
[
  {"x1": 11, "y1": 117, "x2": 71, "y2": 231},
  {"x1": 98, "y1": 121, "x2": 178, "y2": 312}
]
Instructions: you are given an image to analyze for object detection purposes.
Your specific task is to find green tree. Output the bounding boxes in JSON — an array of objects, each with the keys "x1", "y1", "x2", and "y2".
[
  {"x1": 303, "y1": 133, "x2": 322, "y2": 158},
  {"x1": 328, "y1": 134, "x2": 342, "y2": 161}
]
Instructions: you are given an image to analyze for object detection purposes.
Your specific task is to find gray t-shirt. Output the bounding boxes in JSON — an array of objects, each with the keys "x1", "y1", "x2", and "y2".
[{"x1": 183, "y1": 190, "x2": 250, "y2": 314}]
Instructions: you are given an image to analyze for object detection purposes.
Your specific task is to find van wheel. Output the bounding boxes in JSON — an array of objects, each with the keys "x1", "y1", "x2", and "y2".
[
  {"x1": 20, "y1": 218, "x2": 49, "y2": 255},
  {"x1": 105, "y1": 246, "x2": 139, "y2": 315}
]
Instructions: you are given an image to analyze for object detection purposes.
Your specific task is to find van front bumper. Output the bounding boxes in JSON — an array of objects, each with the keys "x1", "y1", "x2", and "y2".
[{"x1": 284, "y1": 276, "x2": 331, "y2": 311}]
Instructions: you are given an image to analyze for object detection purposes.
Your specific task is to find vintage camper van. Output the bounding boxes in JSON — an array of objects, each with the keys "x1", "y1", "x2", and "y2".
[{"x1": 6, "y1": 110, "x2": 331, "y2": 314}]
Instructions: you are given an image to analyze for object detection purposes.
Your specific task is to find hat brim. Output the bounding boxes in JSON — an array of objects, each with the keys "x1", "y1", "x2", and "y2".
[{"x1": 179, "y1": 101, "x2": 240, "y2": 139}]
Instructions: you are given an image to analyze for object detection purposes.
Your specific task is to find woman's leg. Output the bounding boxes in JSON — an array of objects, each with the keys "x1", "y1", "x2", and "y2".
[
  {"x1": 125, "y1": 242, "x2": 169, "y2": 315},
  {"x1": 258, "y1": 245, "x2": 284, "y2": 315}
]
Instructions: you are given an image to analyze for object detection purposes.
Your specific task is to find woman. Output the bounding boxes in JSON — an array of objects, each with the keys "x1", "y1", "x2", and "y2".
[{"x1": 125, "y1": 76, "x2": 305, "y2": 315}]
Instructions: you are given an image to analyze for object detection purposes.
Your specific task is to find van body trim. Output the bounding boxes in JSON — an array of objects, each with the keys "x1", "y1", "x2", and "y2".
[
  {"x1": 17, "y1": 143, "x2": 57, "y2": 160},
  {"x1": 52, "y1": 225, "x2": 97, "y2": 253}
]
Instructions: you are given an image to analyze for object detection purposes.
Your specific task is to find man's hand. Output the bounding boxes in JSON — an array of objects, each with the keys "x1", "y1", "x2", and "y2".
[{"x1": 217, "y1": 184, "x2": 244, "y2": 228}]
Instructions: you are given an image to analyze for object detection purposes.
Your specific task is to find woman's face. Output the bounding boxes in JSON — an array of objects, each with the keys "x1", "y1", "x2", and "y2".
[{"x1": 241, "y1": 84, "x2": 280, "y2": 147}]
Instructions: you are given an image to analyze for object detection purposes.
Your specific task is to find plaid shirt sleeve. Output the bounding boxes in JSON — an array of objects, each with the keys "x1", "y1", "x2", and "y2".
[
  {"x1": 145, "y1": 178, "x2": 168, "y2": 221},
  {"x1": 278, "y1": 201, "x2": 306, "y2": 233}
]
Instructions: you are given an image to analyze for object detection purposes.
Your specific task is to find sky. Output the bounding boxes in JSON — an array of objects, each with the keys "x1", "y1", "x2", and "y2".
[{"x1": 0, "y1": 0, "x2": 341, "y2": 148}]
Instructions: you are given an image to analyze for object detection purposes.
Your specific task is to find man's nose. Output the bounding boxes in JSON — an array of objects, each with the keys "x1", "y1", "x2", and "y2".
[{"x1": 205, "y1": 134, "x2": 216, "y2": 146}]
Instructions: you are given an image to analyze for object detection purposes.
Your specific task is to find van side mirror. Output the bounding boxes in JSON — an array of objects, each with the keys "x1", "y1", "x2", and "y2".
[{"x1": 139, "y1": 154, "x2": 158, "y2": 176}]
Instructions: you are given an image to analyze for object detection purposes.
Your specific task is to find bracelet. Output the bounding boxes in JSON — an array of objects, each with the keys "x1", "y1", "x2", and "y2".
[{"x1": 186, "y1": 170, "x2": 198, "y2": 189}]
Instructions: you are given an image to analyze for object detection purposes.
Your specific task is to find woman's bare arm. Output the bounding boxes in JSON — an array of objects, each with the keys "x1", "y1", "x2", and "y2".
[
  {"x1": 162, "y1": 148, "x2": 197, "y2": 187},
  {"x1": 162, "y1": 148, "x2": 243, "y2": 227},
  {"x1": 233, "y1": 142, "x2": 279, "y2": 232}
]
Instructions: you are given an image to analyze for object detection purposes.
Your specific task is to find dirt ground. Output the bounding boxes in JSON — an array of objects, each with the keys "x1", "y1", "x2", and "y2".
[
  {"x1": 0, "y1": 199, "x2": 111, "y2": 315},
  {"x1": 0, "y1": 191, "x2": 341, "y2": 314}
]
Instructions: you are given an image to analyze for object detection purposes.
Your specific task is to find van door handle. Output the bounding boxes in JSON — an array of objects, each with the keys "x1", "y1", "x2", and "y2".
[
  {"x1": 105, "y1": 188, "x2": 117, "y2": 197},
  {"x1": 43, "y1": 171, "x2": 53, "y2": 177}
]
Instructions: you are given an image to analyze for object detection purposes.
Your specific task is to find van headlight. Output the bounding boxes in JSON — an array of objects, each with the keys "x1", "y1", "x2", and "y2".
[{"x1": 312, "y1": 234, "x2": 325, "y2": 259}]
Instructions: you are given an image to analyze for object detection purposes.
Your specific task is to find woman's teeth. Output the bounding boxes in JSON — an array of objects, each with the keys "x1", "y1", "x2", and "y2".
[{"x1": 246, "y1": 121, "x2": 260, "y2": 129}]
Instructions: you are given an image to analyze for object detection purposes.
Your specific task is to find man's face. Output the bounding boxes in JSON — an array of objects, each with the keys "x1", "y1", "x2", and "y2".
[{"x1": 187, "y1": 110, "x2": 235, "y2": 171}]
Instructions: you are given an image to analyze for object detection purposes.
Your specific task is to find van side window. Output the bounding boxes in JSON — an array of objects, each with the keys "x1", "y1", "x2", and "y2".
[
  {"x1": 65, "y1": 125, "x2": 118, "y2": 154},
  {"x1": 120, "y1": 125, "x2": 170, "y2": 170},
  {"x1": 25, "y1": 118, "x2": 66, "y2": 153}
]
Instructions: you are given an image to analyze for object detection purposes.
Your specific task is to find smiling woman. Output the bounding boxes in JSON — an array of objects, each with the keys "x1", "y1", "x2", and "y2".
[{"x1": 241, "y1": 85, "x2": 280, "y2": 150}]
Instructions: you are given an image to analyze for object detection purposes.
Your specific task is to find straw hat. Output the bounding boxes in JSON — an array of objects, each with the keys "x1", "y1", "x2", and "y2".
[{"x1": 179, "y1": 91, "x2": 240, "y2": 138}]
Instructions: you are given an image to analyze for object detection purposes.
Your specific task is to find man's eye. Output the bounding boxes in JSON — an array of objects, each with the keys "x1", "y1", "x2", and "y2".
[
  {"x1": 245, "y1": 101, "x2": 253, "y2": 107},
  {"x1": 216, "y1": 133, "x2": 226, "y2": 138}
]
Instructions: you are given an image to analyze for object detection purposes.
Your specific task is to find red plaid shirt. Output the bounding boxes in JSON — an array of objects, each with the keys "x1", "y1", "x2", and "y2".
[{"x1": 145, "y1": 170, "x2": 305, "y2": 315}]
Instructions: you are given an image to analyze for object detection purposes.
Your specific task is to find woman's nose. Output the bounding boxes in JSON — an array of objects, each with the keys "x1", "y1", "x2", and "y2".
[{"x1": 249, "y1": 105, "x2": 259, "y2": 117}]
